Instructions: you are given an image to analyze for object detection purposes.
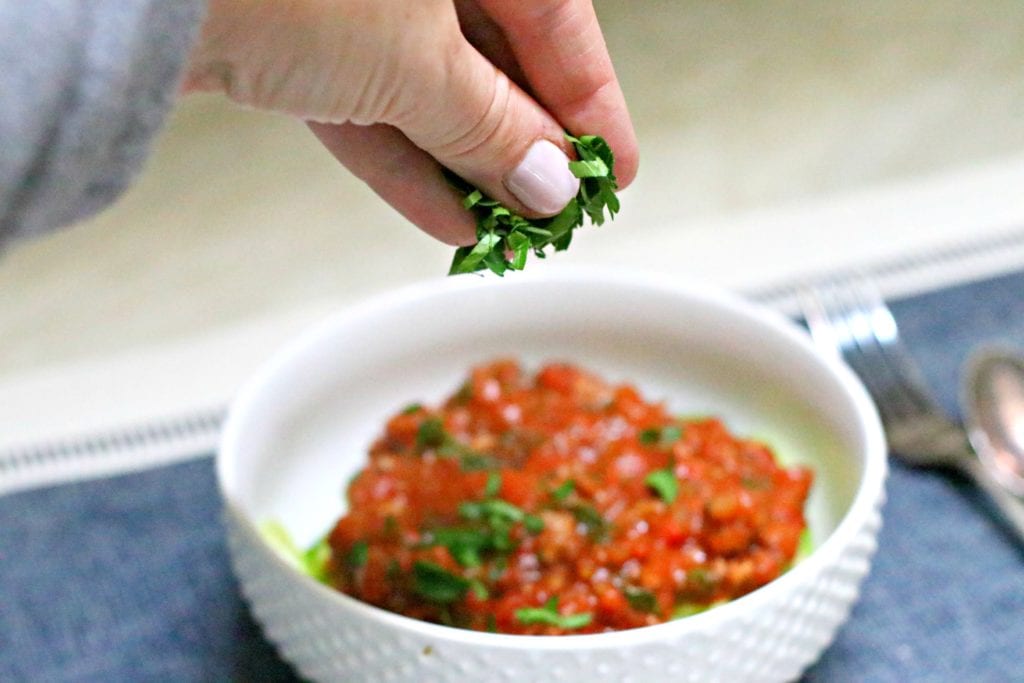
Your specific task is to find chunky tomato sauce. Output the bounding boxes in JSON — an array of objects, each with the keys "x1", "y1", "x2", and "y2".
[{"x1": 326, "y1": 360, "x2": 812, "y2": 634}]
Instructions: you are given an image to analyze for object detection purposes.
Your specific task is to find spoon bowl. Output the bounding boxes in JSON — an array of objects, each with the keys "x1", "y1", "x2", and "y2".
[
  {"x1": 802, "y1": 280, "x2": 1024, "y2": 541},
  {"x1": 962, "y1": 348, "x2": 1024, "y2": 498}
]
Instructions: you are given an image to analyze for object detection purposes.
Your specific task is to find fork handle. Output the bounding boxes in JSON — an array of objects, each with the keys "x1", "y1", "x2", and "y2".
[{"x1": 962, "y1": 457, "x2": 1024, "y2": 543}]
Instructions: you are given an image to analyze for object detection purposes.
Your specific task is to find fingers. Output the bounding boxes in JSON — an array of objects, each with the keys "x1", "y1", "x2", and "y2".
[
  {"x1": 454, "y1": 0, "x2": 527, "y2": 89},
  {"x1": 308, "y1": 122, "x2": 477, "y2": 247},
  {"x1": 475, "y1": 0, "x2": 638, "y2": 188},
  {"x1": 387, "y1": 24, "x2": 579, "y2": 218}
]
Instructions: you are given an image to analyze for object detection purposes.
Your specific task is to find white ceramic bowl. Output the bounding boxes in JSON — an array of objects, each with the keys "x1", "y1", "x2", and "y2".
[{"x1": 219, "y1": 267, "x2": 887, "y2": 683}]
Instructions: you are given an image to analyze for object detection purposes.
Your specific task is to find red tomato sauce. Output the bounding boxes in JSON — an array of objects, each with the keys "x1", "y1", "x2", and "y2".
[{"x1": 326, "y1": 360, "x2": 813, "y2": 634}]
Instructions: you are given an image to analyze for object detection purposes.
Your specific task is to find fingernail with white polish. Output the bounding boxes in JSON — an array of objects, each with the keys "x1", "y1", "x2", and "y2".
[{"x1": 505, "y1": 140, "x2": 580, "y2": 215}]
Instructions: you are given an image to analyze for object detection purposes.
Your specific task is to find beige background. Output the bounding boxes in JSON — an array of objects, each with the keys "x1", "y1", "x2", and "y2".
[{"x1": 3, "y1": 1, "x2": 1024, "y2": 378}]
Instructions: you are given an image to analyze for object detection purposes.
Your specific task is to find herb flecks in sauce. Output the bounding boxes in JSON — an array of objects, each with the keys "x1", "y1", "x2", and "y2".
[{"x1": 324, "y1": 360, "x2": 813, "y2": 634}]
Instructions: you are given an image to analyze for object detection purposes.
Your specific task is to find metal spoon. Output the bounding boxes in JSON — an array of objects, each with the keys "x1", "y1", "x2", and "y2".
[{"x1": 961, "y1": 347, "x2": 1024, "y2": 537}]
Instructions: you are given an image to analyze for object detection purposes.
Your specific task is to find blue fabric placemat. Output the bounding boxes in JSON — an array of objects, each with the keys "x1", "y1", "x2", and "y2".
[{"x1": 3, "y1": 272, "x2": 1024, "y2": 682}]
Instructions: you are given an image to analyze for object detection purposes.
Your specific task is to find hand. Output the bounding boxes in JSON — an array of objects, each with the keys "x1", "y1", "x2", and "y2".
[{"x1": 185, "y1": 0, "x2": 638, "y2": 246}]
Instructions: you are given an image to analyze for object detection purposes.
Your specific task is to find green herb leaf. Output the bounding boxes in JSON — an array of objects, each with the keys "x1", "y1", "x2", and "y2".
[
  {"x1": 645, "y1": 468, "x2": 679, "y2": 504},
  {"x1": 416, "y1": 417, "x2": 447, "y2": 449},
  {"x1": 485, "y1": 471, "x2": 502, "y2": 498},
  {"x1": 514, "y1": 597, "x2": 593, "y2": 630},
  {"x1": 569, "y1": 503, "x2": 609, "y2": 541},
  {"x1": 449, "y1": 449, "x2": 499, "y2": 471},
  {"x1": 507, "y1": 231, "x2": 530, "y2": 271},
  {"x1": 552, "y1": 479, "x2": 575, "y2": 501},
  {"x1": 401, "y1": 402, "x2": 423, "y2": 415},
  {"x1": 449, "y1": 232, "x2": 503, "y2": 275},
  {"x1": 686, "y1": 566, "x2": 715, "y2": 590},
  {"x1": 413, "y1": 561, "x2": 470, "y2": 603},
  {"x1": 638, "y1": 428, "x2": 660, "y2": 445},
  {"x1": 462, "y1": 189, "x2": 483, "y2": 209},
  {"x1": 427, "y1": 527, "x2": 489, "y2": 567},
  {"x1": 671, "y1": 602, "x2": 712, "y2": 619},
  {"x1": 639, "y1": 425, "x2": 683, "y2": 447},
  {"x1": 423, "y1": 424, "x2": 500, "y2": 472},
  {"x1": 447, "y1": 134, "x2": 619, "y2": 276},
  {"x1": 425, "y1": 494, "x2": 539, "y2": 566},
  {"x1": 469, "y1": 579, "x2": 490, "y2": 601},
  {"x1": 624, "y1": 585, "x2": 658, "y2": 614},
  {"x1": 568, "y1": 158, "x2": 609, "y2": 178},
  {"x1": 459, "y1": 499, "x2": 525, "y2": 524},
  {"x1": 346, "y1": 539, "x2": 369, "y2": 569}
]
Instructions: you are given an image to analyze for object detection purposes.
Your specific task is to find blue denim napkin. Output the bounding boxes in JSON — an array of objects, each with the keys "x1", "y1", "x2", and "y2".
[{"x1": 3, "y1": 272, "x2": 1024, "y2": 682}]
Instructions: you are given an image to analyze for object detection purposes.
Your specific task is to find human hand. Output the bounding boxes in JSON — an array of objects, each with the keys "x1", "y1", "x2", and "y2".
[{"x1": 185, "y1": 0, "x2": 638, "y2": 246}]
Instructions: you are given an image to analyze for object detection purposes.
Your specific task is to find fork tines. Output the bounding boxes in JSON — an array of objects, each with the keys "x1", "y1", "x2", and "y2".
[{"x1": 800, "y1": 277, "x2": 944, "y2": 429}]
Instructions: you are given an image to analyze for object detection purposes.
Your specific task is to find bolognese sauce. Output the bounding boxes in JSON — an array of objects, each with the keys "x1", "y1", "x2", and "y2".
[{"x1": 325, "y1": 360, "x2": 813, "y2": 634}]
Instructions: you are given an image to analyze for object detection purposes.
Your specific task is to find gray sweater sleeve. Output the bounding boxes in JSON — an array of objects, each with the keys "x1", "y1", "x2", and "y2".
[{"x1": 0, "y1": 0, "x2": 207, "y2": 248}]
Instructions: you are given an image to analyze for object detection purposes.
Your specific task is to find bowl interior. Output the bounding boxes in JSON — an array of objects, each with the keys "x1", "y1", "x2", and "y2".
[{"x1": 221, "y1": 271, "x2": 867, "y2": 553}]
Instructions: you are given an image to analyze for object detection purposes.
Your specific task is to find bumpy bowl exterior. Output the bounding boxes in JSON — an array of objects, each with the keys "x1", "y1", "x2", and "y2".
[
  {"x1": 220, "y1": 268, "x2": 887, "y2": 683},
  {"x1": 226, "y1": 499, "x2": 882, "y2": 683}
]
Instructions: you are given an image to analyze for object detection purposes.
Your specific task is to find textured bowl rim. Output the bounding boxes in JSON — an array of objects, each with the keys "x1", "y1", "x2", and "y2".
[{"x1": 218, "y1": 265, "x2": 887, "y2": 651}]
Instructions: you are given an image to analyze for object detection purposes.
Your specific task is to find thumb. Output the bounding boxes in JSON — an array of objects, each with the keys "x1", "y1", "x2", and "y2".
[{"x1": 387, "y1": 34, "x2": 579, "y2": 217}]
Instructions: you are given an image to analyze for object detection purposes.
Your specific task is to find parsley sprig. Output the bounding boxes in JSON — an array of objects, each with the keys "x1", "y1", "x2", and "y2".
[
  {"x1": 645, "y1": 468, "x2": 679, "y2": 504},
  {"x1": 416, "y1": 416, "x2": 499, "y2": 471},
  {"x1": 514, "y1": 596, "x2": 593, "y2": 630},
  {"x1": 448, "y1": 134, "x2": 619, "y2": 276}
]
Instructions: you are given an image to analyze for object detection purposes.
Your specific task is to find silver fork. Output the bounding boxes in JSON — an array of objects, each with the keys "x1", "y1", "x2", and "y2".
[{"x1": 800, "y1": 278, "x2": 1024, "y2": 539}]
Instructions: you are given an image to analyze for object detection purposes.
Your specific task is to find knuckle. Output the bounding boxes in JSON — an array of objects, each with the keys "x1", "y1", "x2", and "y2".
[{"x1": 432, "y1": 70, "x2": 517, "y2": 164}]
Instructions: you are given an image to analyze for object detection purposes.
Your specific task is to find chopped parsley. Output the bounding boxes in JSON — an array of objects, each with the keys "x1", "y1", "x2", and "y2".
[
  {"x1": 623, "y1": 585, "x2": 658, "y2": 614},
  {"x1": 645, "y1": 468, "x2": 679, "y2": 504},
  {"x1": 413, "y1": 561, "x2": 470, "y2": 603},
  {"x1": 452, "y1": 450, "x2": 500, "y2": 472},
  {"x1": 459, "y1": 498, "x2": 524, "y2": 524},
  {"x1": 686, "y1": 566, "x2": 716, "y2": 591},
  {"x1": 469, "y1": 579, "x2": 490, "y2": 601},
  {"x1": 639, "y1": 425, "x2": 683, "y2": 447},
  {"x1": 416, "y1": 417, "x2": 500, "y2": 471},
  {"x1": 346, "y1": 539, "x2": 368, "y2": 569},
  {"x1": 514, "y1": 597, "x2": 592, "y2": 630},
  {"x1": 569, "y1": 503, "x2": 609, "y2": 541},
  {"x1": 671, "y1": 602, "x2": 711, "y2": 619},
  {"x1": 425, "y1": 527, "x2": 491, "y2": 567},
  {"x1": 484, "y1": 471, "x2": 502, "y2": 498},
  {"x1": 448, "y1": 134, "x2": 619, "y2": 276},
  {"x1": 552, "y1": 479, "x2": 575, "y2": 501},
  {"x1": 401, "y1": 402, "x2": 423, "y2": 415},
  {"x1": 416, "y1": 417, "x2": 447, "y2": 449},
  {"x1": 422, "y1": 495, "x2": 542, "y2": 566}
]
